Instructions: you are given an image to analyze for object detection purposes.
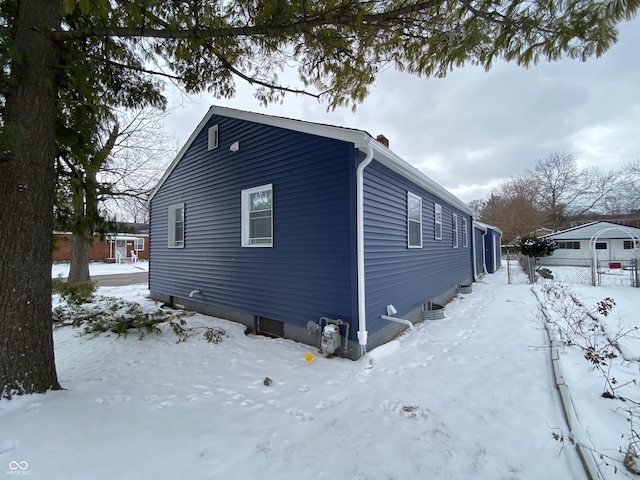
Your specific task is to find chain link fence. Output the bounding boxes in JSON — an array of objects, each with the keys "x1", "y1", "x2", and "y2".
[{"x1": 519, "y1": 256, "x2": 639, "y2": 287}]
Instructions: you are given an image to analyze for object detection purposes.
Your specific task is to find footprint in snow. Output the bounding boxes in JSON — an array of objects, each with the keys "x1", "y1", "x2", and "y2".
[
  {"x1": 153, "y1": 401, "x2": 173, "y2": 410},
  {"x1": 26, "y1": 402, "x2": 42, "y2": 412},
  {"x1": 286, "y1": 408, "x2": 314, "y2": 421},
  {"x1": 187, "y1": 392, "x2": 213, "y2": 403}
]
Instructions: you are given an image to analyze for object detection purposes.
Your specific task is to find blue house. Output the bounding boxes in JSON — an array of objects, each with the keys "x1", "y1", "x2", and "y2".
[
  {"x1": 149, "y1": 106, "x2": 475, "y2": 359},
  {"x1": 474, "y1": 221, "x2": 503, "y2": 274},
  {"x1": 473, "y1": 222, "x2": 488, "y2": 279}
]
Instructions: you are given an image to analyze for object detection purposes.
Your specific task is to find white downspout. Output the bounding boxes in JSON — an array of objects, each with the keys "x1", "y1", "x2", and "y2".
[
  {"x1": 481, "y1": 230, "x2": 488, "y2": 276},
  {"x1": 356, "y1": 144, "x2": 374, "y2": 356},
  {"x1": 472, "y1": 226, "x2": 478, "y2": 281}
]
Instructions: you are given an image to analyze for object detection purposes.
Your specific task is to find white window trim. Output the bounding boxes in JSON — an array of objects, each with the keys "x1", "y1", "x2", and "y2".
[
  {"x1": 134, "y1": 238, "x2": 145, "y2": 251},
  {"x1": 452, "y1": 213, "x2": 459, "y2": 248},
  {"x1": 407, "y1": 192, "x2": 423, "y2": 248},
  {"x1": 434, "y1": 203, "x2": 442, "y2": 240},
  {"x1": 168, "y1": 203, "x2": 185, "y2": 248},
  {"x1": 242, "y1": 184, "x2": 273, "y2": 247},
  {"x1": 462, "y1": 218, "x2": 468, "y2": 248}
]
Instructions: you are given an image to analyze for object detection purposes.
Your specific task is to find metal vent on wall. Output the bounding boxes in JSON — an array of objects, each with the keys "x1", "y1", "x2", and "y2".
[
  {"x1": 208, "y1": 125, "x2": 219, "y2": 150},
  {"x1": 257, "y1": 316, "x2": 284, "y2": 338}
]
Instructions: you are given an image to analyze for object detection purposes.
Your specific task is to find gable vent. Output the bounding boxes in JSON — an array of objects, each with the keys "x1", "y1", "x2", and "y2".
[{"x1": 208, "y1": 125, "x2": 219, "y2": 150}]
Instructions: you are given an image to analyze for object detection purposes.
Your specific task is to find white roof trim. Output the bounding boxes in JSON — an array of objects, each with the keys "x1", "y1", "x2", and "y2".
[
  {"x1": 473, "y1": 221, "x2": 502, "y2": 234},
  {"x1": 541, "y1": 221, "x2": 640, "y2": 240},
  {"x1": 150, "y1": 106, "x2": 472, "y2": 215}
]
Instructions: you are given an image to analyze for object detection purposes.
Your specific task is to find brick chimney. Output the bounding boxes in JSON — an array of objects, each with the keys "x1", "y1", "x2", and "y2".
[{"x1": 376, "y1": 134, "x2": 389, "y2": 148}]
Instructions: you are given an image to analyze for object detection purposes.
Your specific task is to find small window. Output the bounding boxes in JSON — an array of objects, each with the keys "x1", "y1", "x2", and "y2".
[
  {"x1": 407, "y1": 192, "x2": 422, "y2": 248},
  {"x1": 434, "y1": 203, "x2": 442, "y2": 240},
  {"x1": 595, "y1": 242, "x2": 607, "y2": 250},
  {"x1": 242, "y1": 184, "x2": 273, "y2": 247},
  {"x1": 168, "y1": 203, "x2": 185, "y2": 248},
  {"x1": 208, "y1": 124, "x2": 219, "y2": 150},
  {"x1": 452, "y1": 214, "x2": 459, "y2": 248},
  {"x1": 558, "y1": 241, "x2": 580, "y2": 250},
  {"x1": 462, "y1": 218, "x2": 468, "y2": 247},
  {"x1": 624, "y1": 240, "x2": 638, "y2": 249},
  {"x1": 134, "y1": 238, "x2": 145, "y2": 251}
]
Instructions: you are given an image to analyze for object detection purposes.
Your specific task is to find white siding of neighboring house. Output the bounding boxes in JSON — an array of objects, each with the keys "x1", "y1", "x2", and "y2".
[{"x1": 538, "y1": 222, "x2": 640, "y2": 267}]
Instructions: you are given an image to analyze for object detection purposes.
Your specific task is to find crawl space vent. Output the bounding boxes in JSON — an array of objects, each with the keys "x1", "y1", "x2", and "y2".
[{"x1": 257, "y1": 316, "x2": 284, "y2": 338}]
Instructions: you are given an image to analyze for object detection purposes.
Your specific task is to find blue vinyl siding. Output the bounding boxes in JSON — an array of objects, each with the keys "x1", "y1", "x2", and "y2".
[
  {"x1": 150, "y1": 115, "x2": 357, "y2": 333},
  {"x1": 485, "y1": 228, "x2": 502, "y2": 273},
  {"x1": 474, "y1": 226, "x2": 486, "y2": 276},
  {"x1": 362, "y1": 161, "x2": 473, "y2": 334}
]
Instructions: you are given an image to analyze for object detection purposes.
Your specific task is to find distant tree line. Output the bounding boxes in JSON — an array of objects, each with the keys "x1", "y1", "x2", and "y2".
[{"x1": 472, "y1": 153, "x2": 640, "y2": 243}]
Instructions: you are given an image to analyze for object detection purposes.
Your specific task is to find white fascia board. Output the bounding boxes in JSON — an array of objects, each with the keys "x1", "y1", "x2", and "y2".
[
  {"x1": 540, "y1": 221, "x2": 600, "y2": 239},
  {"x1": 473, "y1": 221, "x2": 488, "y2": 232},
  {"x1": 211, "y1": 105, "x2": 370, "y2": 146}
]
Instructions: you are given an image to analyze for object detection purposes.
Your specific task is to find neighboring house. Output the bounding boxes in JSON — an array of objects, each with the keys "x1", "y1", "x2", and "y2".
[
  {"x1": 538, "y1": 221, "x2": 640, "y2": 267},
  {"x1": 148, "y1": 106, "x2": 475, "y2": 359},
  {"x1": 53, "y1": 226, "x2": 149, "y2": 262}
]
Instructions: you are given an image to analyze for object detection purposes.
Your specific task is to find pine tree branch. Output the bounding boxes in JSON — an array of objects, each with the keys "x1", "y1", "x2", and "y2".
[
  {"x1": 105, "y1": 59, "x2": 183, "y2": 81},
  {"x1": 51, "y1": 0, "x2": 447, "y2": 42}
]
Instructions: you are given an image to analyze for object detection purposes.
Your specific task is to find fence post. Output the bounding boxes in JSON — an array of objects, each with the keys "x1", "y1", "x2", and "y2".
[{"x1": 527, "y1": 256, "x2": 536, "y2": 284}]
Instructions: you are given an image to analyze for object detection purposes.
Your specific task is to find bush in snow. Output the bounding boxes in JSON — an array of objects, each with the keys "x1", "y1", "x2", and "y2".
[
  {"x1": 537, "y1": 281, "x2": 636, "y2": 399},
  {"x1": 519, "y1": 236, "x2": 557, "y2": 258},
  {"x1": 52, "y1": 278, "x2": 96, "y2": 304}
]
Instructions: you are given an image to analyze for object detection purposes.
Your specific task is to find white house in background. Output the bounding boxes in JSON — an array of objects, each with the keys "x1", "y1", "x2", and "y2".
[{"x1": 538, "y1": 221, "x2": 640, "y2": 267}]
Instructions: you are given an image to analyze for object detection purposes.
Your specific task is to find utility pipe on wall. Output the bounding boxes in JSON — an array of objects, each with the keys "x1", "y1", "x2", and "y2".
[
  {"x1": 381, "y1": 315, "x2": 414, "y2": 330},
  {"x1": 356, "y1": 144, "x2": 374, "y2": 356}
]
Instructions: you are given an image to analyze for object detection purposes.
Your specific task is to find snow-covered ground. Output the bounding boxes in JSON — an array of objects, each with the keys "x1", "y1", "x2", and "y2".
[
  {"x1": 3, "y1": 262, "x2": 639, "y2": 479},
  {"x1": 52, "y1": 260, "x2": 149, "y2": 278}
]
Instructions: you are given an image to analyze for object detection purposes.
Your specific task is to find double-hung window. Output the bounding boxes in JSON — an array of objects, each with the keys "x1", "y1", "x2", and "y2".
[
  {"x1": 242, "y1": 184, "x2": 273, "y2": 247},
  {"x1": 168, "y1": 203, "x2": 185, "y2": 248},
  {"x1": 462, "y1": 218, "x2": 468, "y2": 247},
  {"x1": 434, "y1": 204, "x2": 443, "y2": 240},
  {"x1": 452, "y1": 213, "x2": 459, "y2": 248},
  {"x1": 134, "y1": 238, "x2": 145, "y2": 251},
  {"x1": 407, "y1": 192, "x2": 422, "y2": 248}
]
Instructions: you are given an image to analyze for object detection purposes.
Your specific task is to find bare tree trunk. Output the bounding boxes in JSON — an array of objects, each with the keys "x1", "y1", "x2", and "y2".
[
  {"x1": 68, "y1": 235, "x2": 92, "y2": 283},
  {"x1": 68, "y1": 172, "x2": 92, "y2": 284},
  {"x1": 0, "y1": 0, "x2": 62, "y2": 398}
]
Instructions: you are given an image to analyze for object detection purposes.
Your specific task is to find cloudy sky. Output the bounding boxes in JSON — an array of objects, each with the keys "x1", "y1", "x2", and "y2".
[{"x1": 162, "y1": 17, "x2": 640, "y2": 203}]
